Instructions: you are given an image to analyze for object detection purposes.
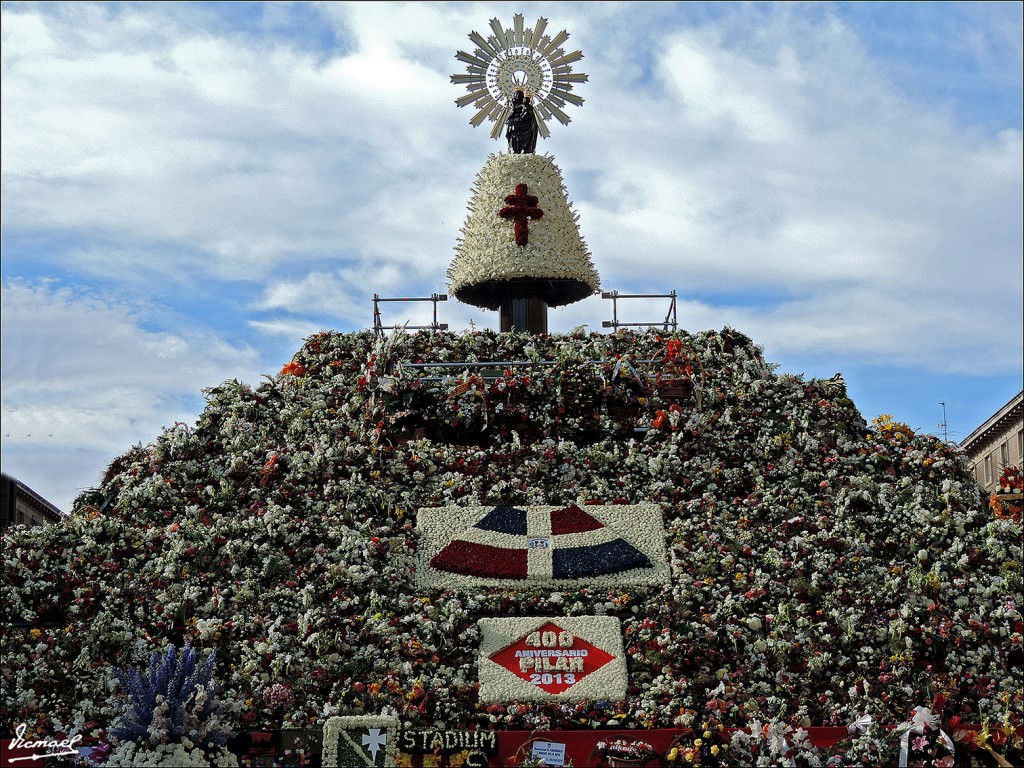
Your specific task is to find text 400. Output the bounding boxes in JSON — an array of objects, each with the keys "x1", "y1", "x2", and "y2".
[{"x1": 529, "y1": 673, "x2": 576, "y2": 686}]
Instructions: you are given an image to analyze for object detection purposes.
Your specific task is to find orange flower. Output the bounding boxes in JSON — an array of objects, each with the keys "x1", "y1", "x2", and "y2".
[
  {"x1": 991, "y1": 491, "x2": 1023, "y2": 523},
  {"x1": 280, "y1": 361, "x2": 306, "y2": 376},
  {"x1": 260, "y1": 453, "x2": 280, "y2": 487}
]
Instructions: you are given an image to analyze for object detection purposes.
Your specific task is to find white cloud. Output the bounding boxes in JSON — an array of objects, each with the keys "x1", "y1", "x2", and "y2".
[
  {"x1": 0, "y1": 279, "x2": 264, "y2": 507},
  {"x1": 0, "y1": 2, "x2": 469, "y2": 281},
  {"x1": 660, "y1": 31, "x2": 799, "y2": 144},
  {"x1": 247, "y1": 317, "x2": 334, "y2": 341},
  {"x1": 542, "y1": 6, "x2": 1022, "y2": 374},
  {"x1": 1, "y1": 1, "x2": 1021, "y2": 508}
]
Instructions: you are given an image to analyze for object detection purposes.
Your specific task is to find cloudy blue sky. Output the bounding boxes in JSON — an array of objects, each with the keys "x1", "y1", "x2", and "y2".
[{"x1": 2, "y1": 1, "x2": 1022, "y2": 512}]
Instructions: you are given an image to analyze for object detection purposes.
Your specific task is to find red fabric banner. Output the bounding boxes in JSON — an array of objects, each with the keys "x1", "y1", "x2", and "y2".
[{"x1": 391, "y1": 727, "x2": 851, "y2": 767}]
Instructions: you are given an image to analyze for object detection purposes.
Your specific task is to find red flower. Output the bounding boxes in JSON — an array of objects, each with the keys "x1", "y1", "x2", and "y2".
[
  {"x1": 498, "y1": 184, "x2": 543, "y2": 246},
  {"x1": 280, "y1": 361, "x2": 306, "y2": 376}
]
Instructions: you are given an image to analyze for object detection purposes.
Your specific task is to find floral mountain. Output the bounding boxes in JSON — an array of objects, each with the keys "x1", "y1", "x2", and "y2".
[{"x1": 1, "y1": 328, "x2": 1021, "y2": 753}]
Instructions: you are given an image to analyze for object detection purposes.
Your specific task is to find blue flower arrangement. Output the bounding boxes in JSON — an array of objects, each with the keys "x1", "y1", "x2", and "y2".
[{"x1": 110, "y1": 644, "x2": 236, "y2": 761}]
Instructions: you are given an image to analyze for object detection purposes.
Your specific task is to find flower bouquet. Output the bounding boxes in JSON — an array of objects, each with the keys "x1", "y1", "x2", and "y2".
[
  {"x1": 990, "y1": 465, "x2": 1023, "y2": 522},
  {"x1": 952, "y1": 717, "x2": 1023, "y2": 768},
  {"x1": 825, "y1": 714, "x2": 886, "y2": 767},
  {"x1": 728, "y1": 720, "x2": 821, "y2": 767},
  {"x1": 666, "y1": 717, "x2": 731, "y2": 766},
  {"x1": 1, "y1": 326, "x2": 1020, "y2": 746},
  {"x1": 894, "y1": 703, "x2": 955, "y2": 768},
  {"x1": 652, "y1": 337, "x2": 702, "y2": 405},
  {"x1": 594, "y1": 736, "x2": 656, "y2": 767}
]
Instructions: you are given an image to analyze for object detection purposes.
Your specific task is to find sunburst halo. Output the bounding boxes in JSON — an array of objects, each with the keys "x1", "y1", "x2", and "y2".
[{"x1": 451, "y1": 14, "x2": 589, "y2": 140}]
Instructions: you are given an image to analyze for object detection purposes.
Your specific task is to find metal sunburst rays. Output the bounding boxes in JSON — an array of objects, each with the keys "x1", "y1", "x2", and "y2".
[{"x1": 451, "y1": 14, "x2": 588, "y2": 140}]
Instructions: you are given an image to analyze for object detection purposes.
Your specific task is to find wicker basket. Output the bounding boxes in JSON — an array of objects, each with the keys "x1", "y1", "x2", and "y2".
[{"x1": 606, "y1": 756, "x2": 649, "y2": 768}]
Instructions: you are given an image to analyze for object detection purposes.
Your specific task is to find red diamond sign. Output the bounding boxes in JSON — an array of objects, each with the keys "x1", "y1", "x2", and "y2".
[{"x1": 487, "y1": 621, "x2": 617, "y2": 695}]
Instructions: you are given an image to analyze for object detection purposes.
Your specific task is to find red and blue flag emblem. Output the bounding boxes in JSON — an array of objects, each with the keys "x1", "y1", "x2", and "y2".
[{"x1": 417, "y1": 503, "x2": 668, "y2": 586}]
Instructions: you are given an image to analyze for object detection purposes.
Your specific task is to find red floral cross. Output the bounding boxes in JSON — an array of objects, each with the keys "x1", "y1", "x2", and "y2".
[{"x1": 498, "y1": 184, "x2": 543, "y2": 246}]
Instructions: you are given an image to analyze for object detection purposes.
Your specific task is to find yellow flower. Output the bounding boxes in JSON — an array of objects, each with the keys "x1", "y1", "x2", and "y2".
[
  {"x1": 29, "y1": 628, "x2": 43, "y2": 641},
  {"x1": 694, "y1": 739, "x2": 703, "y2": 748},
  {"x1": 711, "y1": 745, "x2": 720, "y2": 756},
  {"x1": 976, "y1": 722, "x2": 991, "y2": 746}
]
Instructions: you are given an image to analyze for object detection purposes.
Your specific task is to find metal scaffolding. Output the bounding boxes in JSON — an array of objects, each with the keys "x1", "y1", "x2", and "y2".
[
  {"x1": 600, "y1": 290, "x2": 678, "y2": 331},
  {"x1": 373, "y1": 293, "x2": 449, "y2": 335}
]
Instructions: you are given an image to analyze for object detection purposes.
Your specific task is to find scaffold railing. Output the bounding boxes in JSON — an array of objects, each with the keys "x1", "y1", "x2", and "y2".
[
  {"x1": 601, "y1": 290, "x2": 678, "y2": 331},
  {"x1": 373, "y1": 293, "x2": 449, "y2": 335}
]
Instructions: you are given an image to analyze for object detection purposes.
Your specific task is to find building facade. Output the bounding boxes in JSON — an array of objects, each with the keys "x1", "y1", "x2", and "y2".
[
  {"x1": 1, "y1": 473, "x2": 64, "y2": 529},
  {"x1": 960, "y1": 390, "x2": 1024, "y2": 495}
]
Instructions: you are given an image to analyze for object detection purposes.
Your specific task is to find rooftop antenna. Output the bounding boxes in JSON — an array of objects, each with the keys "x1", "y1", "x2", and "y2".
[{"x1": 938, "y1": 401, "x2": 948, "y2": 442}]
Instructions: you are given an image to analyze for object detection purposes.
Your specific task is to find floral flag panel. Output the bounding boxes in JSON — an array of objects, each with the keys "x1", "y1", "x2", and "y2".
[
  {"x1": 415, "y1": 503, "x2": 669, "y2": 588},
  {"x1": 322, "y1": 715, "x2": 398, "y2": 768},
  {"x1": 478, "y1": 617, "x2": 626, "y2": 703}
]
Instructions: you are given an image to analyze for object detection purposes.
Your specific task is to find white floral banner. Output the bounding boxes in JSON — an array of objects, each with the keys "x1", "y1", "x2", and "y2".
[
  {"x1": 478, "y1": 616, "x2": 627, "y2": 703},
  {"x1": 415, "y1": 503, "x2": 669, "y2": 589}
]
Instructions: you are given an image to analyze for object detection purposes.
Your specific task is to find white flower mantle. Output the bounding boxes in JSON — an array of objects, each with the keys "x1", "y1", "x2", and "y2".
[
  {"x1": 322, "y1": 715, "x2": 398, "y2": 768},
  {"x1": 478, "y1": 616, "x2": 627, "y2": 703},
  {"x1": 447, "y1": 152, "x2": 600, "y2": 301},
  {"x1": 415, "y1": 503, "x2": 670, "y2": 590}
]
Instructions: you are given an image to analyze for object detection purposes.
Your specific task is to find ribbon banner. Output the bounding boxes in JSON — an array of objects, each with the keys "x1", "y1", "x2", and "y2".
[
  {"x1": 415, "y1": 503, "x2": 669, "y2": 589},
  {"x1": 321, "y1": 725, "x2": 1020, "y2": 767},
  {"x1": 897, "y1": 706, "x2": 955, "y2": 768}
]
